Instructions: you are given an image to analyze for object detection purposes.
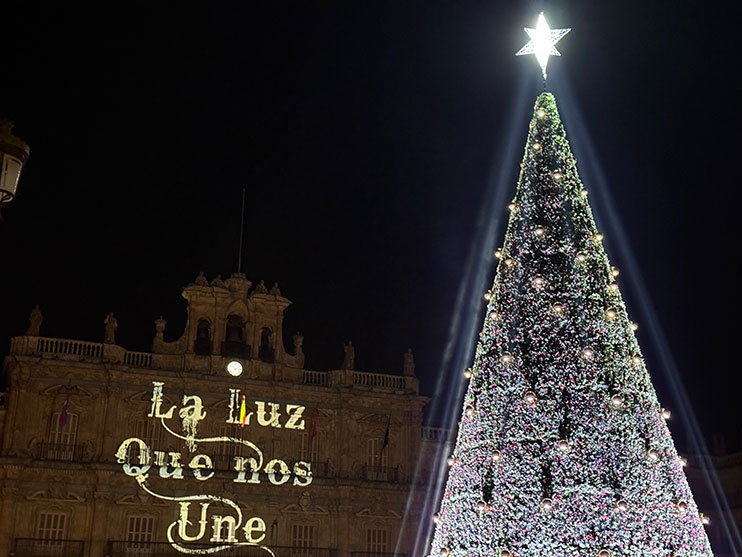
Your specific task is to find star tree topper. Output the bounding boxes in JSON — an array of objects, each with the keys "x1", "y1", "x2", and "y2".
[{"x1": 516, "y1": 12, "x2": 571, "y2": 80}]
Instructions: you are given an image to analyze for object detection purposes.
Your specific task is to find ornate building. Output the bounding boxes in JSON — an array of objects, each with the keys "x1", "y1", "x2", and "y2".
[{"x1": 0, "y1": 272, "x2": 440, "y2": 557}]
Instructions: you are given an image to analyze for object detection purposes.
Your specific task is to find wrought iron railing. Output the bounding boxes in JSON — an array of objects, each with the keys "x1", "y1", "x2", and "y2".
[
  {"x1": 108, "y1": 542, "x2": 336, "y2": 557},
  {"x1": 13, "y1": 538, "x2": 85, "y2": 557},
  {"x1": 362, "y1": 465, "x2": 399, "y2": 482},
  {"x1": 35, "y1": 441, "x2": 89, "y2": 462}
]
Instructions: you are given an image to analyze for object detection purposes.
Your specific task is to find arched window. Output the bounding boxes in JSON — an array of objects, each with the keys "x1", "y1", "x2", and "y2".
[
  {"x1": 258, "y1": 327, "x2": 274, "y2": 363},
  {"x1": 194, "y1": 318, "x2": 212, "y2": 355},
  {"x1": 222, "y1": 314, "x2": 249, "y2": 359},
  {"x1": 225, "y1": 315, "x2": 244, "y2": 343}
]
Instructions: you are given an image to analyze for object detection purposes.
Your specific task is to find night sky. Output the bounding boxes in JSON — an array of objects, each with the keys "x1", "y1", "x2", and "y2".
[{"x1": 1, "y1": 2, "x2": 739, "y2": 450}]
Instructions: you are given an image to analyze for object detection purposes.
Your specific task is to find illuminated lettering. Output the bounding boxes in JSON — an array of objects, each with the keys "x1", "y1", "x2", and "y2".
[
  {"x1": 255, "y1": 401, "x2": 281, "y2": 428},
  {"x1": 226, "y1": 389, "x2": 240, "y2": 424},
  {"x1": 292, "y1": 461, "x2": 313, "y2": 487},
  {"x1": 243, "y1": 517, "x2": 267, "y2": 545},
  {"x1": 148, "y1": 381, "x2": 176, "y2": 419},
  {"x1": 210, "y1": 515, "x2": 238, "y2": 543},
  {"x1": 265, "y1": 459, "x2": 291, "y2": 485},
  {"x1": 189, "y1": 454, "x2": 215, "y2": 481},
  {"x1": 115, "y1": 438, "x2": 151, "y2": 476},
  {"x1": 233, "y1": 456, "x2": 261, "y2": 484},
  {"x1": 155, "y1": 450, "x2": 184, "y2": 480},
  {"x1": 175, "y1": 502, "x2": 209, "y2": 542},
  {"x1": 284, "y1": 404, "x2": 305, "y2": 430}
]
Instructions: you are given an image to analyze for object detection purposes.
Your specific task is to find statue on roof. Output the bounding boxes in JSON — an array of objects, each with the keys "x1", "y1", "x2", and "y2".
[
  {"x1": 210, "y1": 274, "x2": 226, "y2": 288},
  {"x1": 342, "y1": 341, "x2": 355, "y2": 370},
  {"x1": 25, "y1": 305, "x2": 43, "y2": 336},
  {"x1": 104, "y1": 312, "x2": 118, "y2": 344},
  {"x1": 270, "y1": 282, "x2": 281, "y2": 296},
  {"x1": 255, "y1": 280, "x2": 268, "y2": 293},
  {"x1": 194, "y1": 271, "x2": 208, "y2": 286},
  {"x1": 403, "y1": 348, "x2": 416, "y2": 377}
]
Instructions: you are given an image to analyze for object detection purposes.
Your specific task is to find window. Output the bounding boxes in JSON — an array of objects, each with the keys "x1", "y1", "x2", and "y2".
[
  {"x1": 35, "y1": 512, "x2": 67, "y2": 556},
  {"x1": 366, "y1": 438, "x2": 388, "y2": 468},
  {"x1": 126, "y1": 515, "x2": 154, "y2": 556},
  {"x1": 37, "y1": 512, "x2": 67, "y2": 539},
  {"x1": 225, "y1": 314, "x2": 245, "y2": 342},
  {"x1": 291, "y1": 524, "x2": 314, "y2": 556},
  {"x1": 297, "y1": 431, "x2": 319, "y2": 463},
  {"x1": 366, "y1": 528, "x2": 389, "y2": 554},
  {"x1": 47, "y1": 413, "x2": 79, "y2": 460},
  {"x1": 135, "y1": 419, "x2": 161, "y2": 449},
  {"x1": 214, "y1": 425, "x2": 239, "y2": 470},
  {"x1": 194, "y1": 319, "x2": 212, "y2": 355}
]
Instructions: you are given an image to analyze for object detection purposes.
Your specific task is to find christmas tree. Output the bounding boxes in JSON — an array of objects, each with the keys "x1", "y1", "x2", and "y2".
[{"x1": 429, "y1": 92, "x2": 713, "y2": 556}]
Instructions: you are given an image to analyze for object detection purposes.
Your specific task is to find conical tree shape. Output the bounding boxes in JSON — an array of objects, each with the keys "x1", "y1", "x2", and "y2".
[{"x1": 430, "y1": 92, "x2": 712, "y2": 556}]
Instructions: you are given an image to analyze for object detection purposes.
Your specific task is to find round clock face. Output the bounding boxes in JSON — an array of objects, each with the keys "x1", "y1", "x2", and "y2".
[{"x1": 226, "y1": 360, "x2": 243, "y2": 377}]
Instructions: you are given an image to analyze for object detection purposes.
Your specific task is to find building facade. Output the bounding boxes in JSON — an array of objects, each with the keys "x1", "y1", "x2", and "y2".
[{"x1": 0, "y1": 272, "x2": 439, "y2": 557}]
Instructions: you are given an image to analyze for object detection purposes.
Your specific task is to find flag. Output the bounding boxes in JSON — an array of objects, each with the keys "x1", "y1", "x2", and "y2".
[
  {"x1": 58, "y1": 392, "x2": 70, "y2": 428},
  {"x1": 239, "y1": 395, "x2": 247, "y2": 428},
  {"x1": 382, "y1": 415, "x2": 390, "y2": 450},
  {"x1": 309, "y1": 409, "x2": 319, "y2": 439}
]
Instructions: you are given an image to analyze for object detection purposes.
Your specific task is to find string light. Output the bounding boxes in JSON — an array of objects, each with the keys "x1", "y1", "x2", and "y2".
[
  {"x1": 508, "y1": 202, "x2": 517, "y2": 212},
  {"x1": 576, "y1": 252, "x2": 587, "y2": 263},
  {"x1": 616, "y1": 499, "x2": 628, "y2": 512},
  {"x1": 433, "y1": 513, "x2": 442, "y2": 524},
  {"x1": 464, "y1": 368, "x2": 473, "y2": 380},
  {"x1": 647, "y1": 449, "x2": 661, "y2": 462},
  {"x1": 553, "y1": 171, "x2": 562, "y2": 181},
  {"x1": 536, "y1": 108, "x2": 546, "y2": 119},
  {"x1": 677, "y1": 500, "x2": 689, "y2": 513},
  {"x1": 534, "y1": 226, "x2": 545, "y2": 237},
  {"x1": 552, "y1": 302, "x2": 564, "y2": 314},
  {"x1": 489, "y1": 310, "x2": 499, "y2": 321},
  {"x1": 465, "y1": 405, "x2": 475, "y2": 418},
  {"x1": 524, "y1": 391, "x2": 537, "y2": 405},
  {"x1": 447, "y1": 454, "x2": 456, "y2": 467},
  {"x1": 605, "y1": 307, "x2": 617, "y2": 320},
  {"x1": 491, "y1": 451, "x2": 503, "y2": 463},
  {"x1": 532, "y1": 142, "x2": 542, "y2": 152},
  {"x1": 662, "y1": 408, "x2": 672, "y2": 420},
  {"x1": 495, "y1": 248, "x2": 503, "y2": 259},
  {"x1": 701, "y1": 513, "x2": 710, "y2": 526},
  {"x1": 610, "y1": 394, "x2": 624, "y2": 409},
  {"x1": 476, "y1": 500, "x2": 487, "y2": 512},
  {"x1": 484, "y1": 291, "x2": 493, "y2": 301},
  {"x1": 532, "y1": 275, "x2": 545, "y2": 288},
  {"x1": 581, "y1": 346, "x2": 595, "y2": 361},
  {"x1": 557, "y1": 439, "x2": 570, "y2": 453},
  {"x1": 594, "y1": 233, "x2": 604, "y2": 242},
  {"x1": 501, "y1": 353, "x2": 512, "y2": 365},
  {"x1": 540, "y1": 498, "x2": 554, "y2": 512}
]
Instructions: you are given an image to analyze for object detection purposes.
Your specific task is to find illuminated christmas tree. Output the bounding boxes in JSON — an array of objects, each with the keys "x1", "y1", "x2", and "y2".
[{"x1": 428, "y1": 91, "x2": 713, "y2": 556}]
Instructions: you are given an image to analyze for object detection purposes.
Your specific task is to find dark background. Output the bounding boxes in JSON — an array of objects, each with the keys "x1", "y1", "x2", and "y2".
[{"x1": 1, "y1": 1, "x2": 739, "y2": 449}]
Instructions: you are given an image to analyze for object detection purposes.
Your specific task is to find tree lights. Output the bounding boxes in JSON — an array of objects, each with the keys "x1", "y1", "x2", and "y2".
[{"x1": 429, "y1": 91, "x2": 711, "y2": 555}]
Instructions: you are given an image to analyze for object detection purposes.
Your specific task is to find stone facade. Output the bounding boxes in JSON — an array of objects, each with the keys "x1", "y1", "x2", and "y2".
[{"x1": 0, "y1": 272, "x2": 438, "y2": 557}]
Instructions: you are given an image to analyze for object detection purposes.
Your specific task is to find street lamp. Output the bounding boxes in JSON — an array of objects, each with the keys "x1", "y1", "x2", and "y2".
[{"x1": 0, "y1": 119, "x2": 30, "y2": 210}]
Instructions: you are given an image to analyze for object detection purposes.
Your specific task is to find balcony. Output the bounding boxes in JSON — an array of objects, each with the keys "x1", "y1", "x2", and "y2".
[
  {"x1": 13, "y1": 538, "x2": 85, "y2": 557},
  {"x1": 108, "y1": 542, "x2": 336, "y2": 557},
  {"x1": 221, "y1": 340, "x2": 251, "y2": 360},
  {"x1": 35, "y1": 442, "x2": 90, "y2": 463},
  {"x1": 362, "y1": 465, "x2": 399, "y2": 483}
]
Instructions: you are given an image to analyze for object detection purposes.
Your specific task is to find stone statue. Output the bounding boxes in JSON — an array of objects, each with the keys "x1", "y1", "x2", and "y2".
[
  {"x1": 255, "y1": 280, "x2": 268, "y2": 293},
  {"x1": 342, "y1": 341, "x2": 355, "y2": 370},
  {"x1": 154, "y1": 316, "x2": 167, "y2": 339},
  {"x1": 211, "y1": 274, "x2": 226, "y2": 288},
  {"x1": 194, "y1": 271, "x2": 208, "y2": 286},
  {"x1": 104, "y1": 312, "x2": 118, "y2": 344},
  {"x1": 25, "y1": 305, "x2": 43, "y2": 336},
  {"x1": 293, "y1": 332, "x2": 304, "y2": 353},
  {"x1": 270, "y1": 282, "x2": 281, "y2": 296},
  {"x1": 403, "y1": 348, "x2": 415, "y2": 377}
]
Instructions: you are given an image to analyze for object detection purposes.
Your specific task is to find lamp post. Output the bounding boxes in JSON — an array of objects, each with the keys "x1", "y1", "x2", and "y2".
[{"x1": 0, "y1": 119, "x2": 30, "y2": 213}]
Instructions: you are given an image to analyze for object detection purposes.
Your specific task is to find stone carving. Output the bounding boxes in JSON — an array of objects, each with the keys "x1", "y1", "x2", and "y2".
[
  {"x1": 104, "y1": 313, "x2": 118, "y2": 344},
  {"x1": 255, "y1": 280, "x2": 268, "y2": 293},
  {"x1": 194, "y1": 271, "x2": 209, "y2": 286},
  {"x1": 211, "y1": 274, "x2": 226, "y2": 288},
  {"x1": 293, "y1": 332, "x2": 304, "y2": 354},
  {"x1": 403, "y1": 348, "x2": 415, "y2": 377},
  {"x1": 25, "y1": 305, "x2": 43, "y2": 336},
  {"x1": 154, "y1": 316, "x2": 167, "y2": 339},
  {"x1": 270, "y1": 282, "x2": 281, "y2": 296},
  {"x1": 342, "y1": 341, "x2": 355, "y2": 370}
]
